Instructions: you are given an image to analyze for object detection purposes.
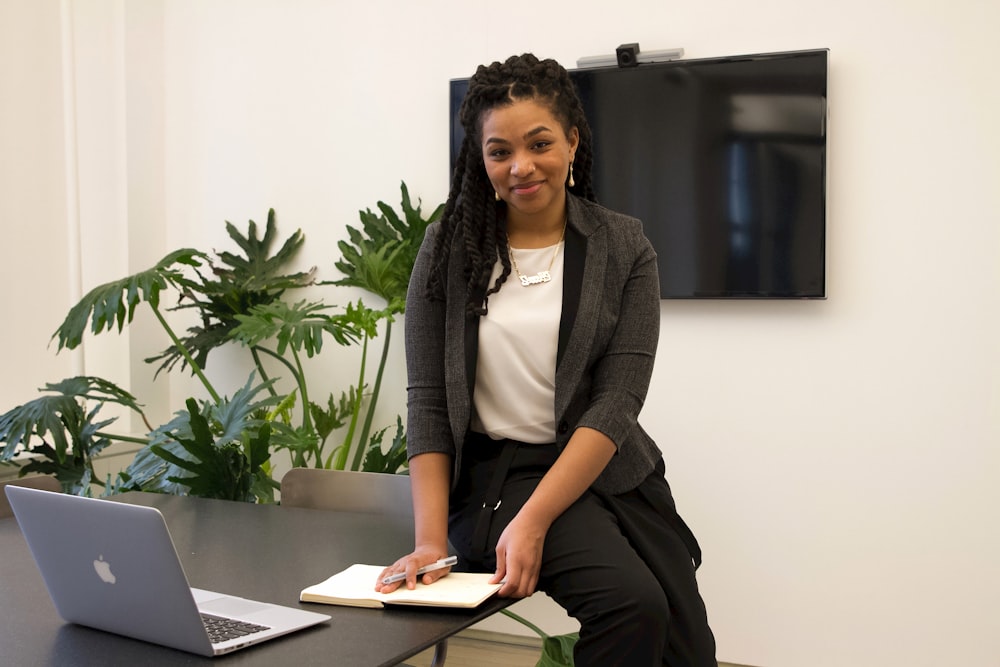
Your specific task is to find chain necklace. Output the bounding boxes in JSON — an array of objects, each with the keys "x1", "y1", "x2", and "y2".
[{"x1": 508, "y1": 222, "x2": 566, "y2": 287}]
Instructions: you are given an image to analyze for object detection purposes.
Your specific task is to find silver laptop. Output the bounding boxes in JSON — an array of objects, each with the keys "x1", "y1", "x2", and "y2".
[{"x1": 5, "y1": 485, "x2": 330, "y2": 657}]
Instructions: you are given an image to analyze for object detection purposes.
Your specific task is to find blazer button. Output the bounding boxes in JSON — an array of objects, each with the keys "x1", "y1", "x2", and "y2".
[{"x1": 557, "y1": 421, "x2": 569, "y2": 435}]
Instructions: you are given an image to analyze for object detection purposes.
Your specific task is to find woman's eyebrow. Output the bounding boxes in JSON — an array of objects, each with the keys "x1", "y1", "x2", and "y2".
[
  {"x1": 484, "y1": 125, "x2": 553, "y2": 146},
  {"x1": 523, "y1": 125, "x2": 552, "y2": 139}
]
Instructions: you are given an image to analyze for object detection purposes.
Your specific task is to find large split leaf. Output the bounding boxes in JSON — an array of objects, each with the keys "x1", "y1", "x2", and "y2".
[
  {"x1": 146, "y1": 210, "x2": 315, "y2": 375},
  {"x1": 0, "y1": 376, "x2": 141, "y2": 462},
  {"x1": 333, "y1": 182, "x2": 442, "y2": 310},
  {"x1": 52, "y1": 249, "x2": 206, "y2": 352},
  {"x1": 231, "y1": 300, "x2": 361, "y2": 358}
]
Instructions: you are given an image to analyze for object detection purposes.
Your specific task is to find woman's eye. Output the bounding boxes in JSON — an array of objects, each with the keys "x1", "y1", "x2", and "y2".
[
  {"x1": 488, "y1": 149, "x2": 509, "y2": 159},
  {"x1": 532, "y1": 141, "x2": 552, "y2": 150}
]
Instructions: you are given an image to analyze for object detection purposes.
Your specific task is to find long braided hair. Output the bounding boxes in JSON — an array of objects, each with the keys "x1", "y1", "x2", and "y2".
[{"x1": 425, "y1": 53, "x2": 597, "y2": 317}]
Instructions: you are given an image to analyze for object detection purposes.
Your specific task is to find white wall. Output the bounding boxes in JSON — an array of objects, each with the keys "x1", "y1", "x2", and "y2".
[
  {"x1": 0, "y1": 0, "x2": 78, "y2": 413},
  {"x1": 3, "y1": 1, "x2": 998, "y2": 665}
]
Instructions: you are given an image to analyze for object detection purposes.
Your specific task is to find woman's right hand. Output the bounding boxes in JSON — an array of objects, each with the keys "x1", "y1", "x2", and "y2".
[
  {"x1": 375, "y1": 545, "x2": 452, "y2": 593},
  {"x1": 378, "y1": 453, "x2": 454, "y2": 592}
]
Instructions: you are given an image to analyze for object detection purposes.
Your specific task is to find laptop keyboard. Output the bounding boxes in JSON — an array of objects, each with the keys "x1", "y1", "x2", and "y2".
[{"x1": 201, "y1": 613, "x2": 271, "y2": 643}]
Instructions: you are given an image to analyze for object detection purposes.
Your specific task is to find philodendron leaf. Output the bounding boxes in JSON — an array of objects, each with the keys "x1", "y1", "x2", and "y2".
[
  {"x1": 247, "y1": 422, "x2": 272, "y2": 472},
  {"x1": 339, "y1": 299, "x2": 390, "y2": 340},
  {"x1": 150, "y1": 398, "x2": 256, "y2": 502},
  {"x1": 332, "y1": 181, "x2": 442, "y2": 308},
  {"x1": 18, "y1": 440, "x2": 88, "y2": 491},
  {"x1": 360, "y1": 417, "x2": 408, "y2": 474},
  {"x1": 498, "y1": 609, "x2": 578, "y2": 667},
  {"x1": 52, "y1": 248, "x2": 206, "y2": 351},
  {"x1": 15, "y1": 404, "x2": 116, "y2": 494},
  {"x1": 537, "y1": 633, "x2": 579, "y2": 667},
  {"x1": 42, "y1": 376, "x2": 145, "y2": 414},
  {"x1": 334, "y1": 242, "x2": 409, "y2": 310},
  {"x1": 208, "y1": 374, "x2": 280, "y2": 444},
  {"x1": 215, "y1": 209, "x2": 314, "y2": 294},
  {"x1": 309, "y1": 393, "x2": 350, "y2": 442},
  {"x1": 0, "y1": 394, "x2": 81, "y2": 460},
  {"x1": 0, "y1": 376, "x2": 137, "y2": 462},
  {"x1": 122, "y1": 440, "x2": 192, "y2": 497},
  {"x1": 131, "y1": 375, "x2": 278, "y2": 499},
  {"x1": 232, "y1": 300, "x2": 362, "y2": 357},
  {"x1": 266, "y1": 422, "x2": 319, "y2": 459},
  {"x1": 145, "y1": 210, "x2": 315, "y2": 377},
  {"x1": 144, "y1": 322, "x2": 233, "y2": 378}
]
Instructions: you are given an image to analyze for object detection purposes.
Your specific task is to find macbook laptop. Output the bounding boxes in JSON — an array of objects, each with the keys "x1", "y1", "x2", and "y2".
[{"x1": 5, "y1": 485, "x2": 331, "y2": 657}]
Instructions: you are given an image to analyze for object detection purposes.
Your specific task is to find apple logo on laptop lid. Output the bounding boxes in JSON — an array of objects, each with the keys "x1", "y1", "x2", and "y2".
[{"x1": 93, "y1": 555, "x2": 116, "y2": 584}]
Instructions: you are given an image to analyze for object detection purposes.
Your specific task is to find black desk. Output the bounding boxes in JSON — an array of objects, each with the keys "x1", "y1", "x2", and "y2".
[{"x1": 0, "y1": 492, "x2": 509, "y2": 666}]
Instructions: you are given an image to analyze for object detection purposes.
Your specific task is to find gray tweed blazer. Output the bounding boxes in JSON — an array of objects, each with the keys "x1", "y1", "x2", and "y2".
[{"x1": 404, "y1": 194, "x2": 664, "y2": 495}]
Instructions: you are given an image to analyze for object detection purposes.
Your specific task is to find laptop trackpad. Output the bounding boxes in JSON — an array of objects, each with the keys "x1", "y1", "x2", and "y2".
[{"x1": 199, "y1": 595, "x2": 272, "y2": 618}]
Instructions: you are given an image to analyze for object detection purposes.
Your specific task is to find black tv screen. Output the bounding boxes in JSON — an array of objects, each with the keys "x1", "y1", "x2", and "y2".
[{"x1": 449, "y1": 49, "x2": 828, "y2": 299}]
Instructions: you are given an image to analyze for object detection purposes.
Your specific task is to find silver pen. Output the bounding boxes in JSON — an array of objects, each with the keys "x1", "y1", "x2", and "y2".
[{"x1": 381, "y1": 555, "x2": 458, "y2": 585}]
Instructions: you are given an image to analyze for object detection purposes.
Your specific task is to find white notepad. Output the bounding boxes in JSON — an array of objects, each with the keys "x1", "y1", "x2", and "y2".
[{"x1": 300, "y1": 563, "x2": 501, "y2": 609}]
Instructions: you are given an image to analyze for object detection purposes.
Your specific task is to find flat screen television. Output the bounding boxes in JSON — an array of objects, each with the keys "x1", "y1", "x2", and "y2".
[{"x1": 449, "y1": 49, "x2": 829, "y2": 299}]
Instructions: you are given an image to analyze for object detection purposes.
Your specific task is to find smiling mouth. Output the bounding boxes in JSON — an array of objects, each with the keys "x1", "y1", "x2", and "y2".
[{"x1": 511, "y1": 181, "x2": 544, "y2": 195}]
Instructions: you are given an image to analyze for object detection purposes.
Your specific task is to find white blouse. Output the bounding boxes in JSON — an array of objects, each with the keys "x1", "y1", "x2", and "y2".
[{"x1": 471, "y1": 241, "x2": 565, "y2": 444}]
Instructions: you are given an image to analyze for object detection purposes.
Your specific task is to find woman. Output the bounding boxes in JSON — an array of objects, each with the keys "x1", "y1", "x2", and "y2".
[{"x1": 378, "y1": 53, "x2": 716, "y2": 666}]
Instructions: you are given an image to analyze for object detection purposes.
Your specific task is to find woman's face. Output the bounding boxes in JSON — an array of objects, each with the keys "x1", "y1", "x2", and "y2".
[{"x1": 480, "y1": 98, "x2": 579, "y2": 223}]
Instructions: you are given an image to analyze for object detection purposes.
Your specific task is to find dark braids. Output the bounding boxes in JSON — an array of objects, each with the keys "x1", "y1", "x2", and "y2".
[{"x1": 425, "y1": 53, "x2": 597, "y2": 317}]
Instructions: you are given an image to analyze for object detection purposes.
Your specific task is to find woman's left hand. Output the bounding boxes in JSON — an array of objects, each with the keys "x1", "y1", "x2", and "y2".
[
  {"x1": 490, "y1": 512, "x2": 548, "y2": 598},
  {"x1": 489, "y1": 428, "x2": 617, "y2": 598}
]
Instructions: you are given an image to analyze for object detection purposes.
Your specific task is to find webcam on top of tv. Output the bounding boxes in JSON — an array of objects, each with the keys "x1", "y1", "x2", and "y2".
[{"x1": 576, "y1": 43, "x2": 684, "y2": 70}]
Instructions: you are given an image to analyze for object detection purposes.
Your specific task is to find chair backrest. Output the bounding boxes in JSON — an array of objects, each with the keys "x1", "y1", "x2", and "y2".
[
  {"x1": 1, "y1": 476, "x2": 62, "y2": 520},
  {"x1": 280, "y1": 469, "x2": 414, "y2": 534}
]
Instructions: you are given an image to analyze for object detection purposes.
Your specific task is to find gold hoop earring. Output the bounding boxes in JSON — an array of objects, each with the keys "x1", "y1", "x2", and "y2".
[
  {"x1": 567, "y1": 161, "x2": 576, "y2": 188},
  {"x1": 495, "y1": 190, "x2": 501, "y2": 202}
]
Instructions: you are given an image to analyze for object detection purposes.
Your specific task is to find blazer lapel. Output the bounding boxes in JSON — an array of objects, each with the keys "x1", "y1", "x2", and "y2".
[
  {"x1": 464, "y1": 310, "x2": 479, "y2": 405},
  {"x1": 446, "y1": 240, "x2": 476, "y2": 445},
  {"x1": 558, "y1": 224, "x2": 585, "y2": 367},
  {"x1": 555, "y1": 196, "x2": 606, "y2": 422}
]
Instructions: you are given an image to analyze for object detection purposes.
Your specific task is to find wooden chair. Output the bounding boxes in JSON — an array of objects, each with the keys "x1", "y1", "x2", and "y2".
[
  {"x1": 280, "y1": 468, "x2": 448, "y2": 667},
  {"x1": 0, "y1": 475, "x2": 62, "y2": 519}
]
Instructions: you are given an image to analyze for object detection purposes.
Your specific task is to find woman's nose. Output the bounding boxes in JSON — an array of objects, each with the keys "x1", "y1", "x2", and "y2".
[{"x1": 510, "y1": 154, "x2": 534, "y2": 176}]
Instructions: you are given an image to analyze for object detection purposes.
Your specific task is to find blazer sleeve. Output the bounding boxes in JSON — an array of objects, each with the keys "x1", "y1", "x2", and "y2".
[
  {"x1": 403, "y1": 223, "x2": 456, "y2": 458},
  {"x1": 572, "y1": 217, "x2": 661, "y2": 455}
]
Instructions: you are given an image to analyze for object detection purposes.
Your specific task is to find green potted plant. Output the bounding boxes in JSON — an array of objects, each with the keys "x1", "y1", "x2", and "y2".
[
  {"x1": 499, "y1": 609, "x2": 579, "y2": 667},
  {"x1": 0, "y1": 182, "x2": 441, "y2": 502}
]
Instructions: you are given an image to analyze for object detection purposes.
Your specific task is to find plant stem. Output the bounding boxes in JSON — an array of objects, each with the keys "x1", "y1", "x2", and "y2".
[
  {"x1": 252, "y1": 345, "x2": 319, "y2": 466},
  {"x1": 149, "y1": 304, "x2": 221, "y2": 403},
  {"x1": 288, "y1": 346, "x2": 312, "y2": 431},
  {"x1": 93, "y1": 432, "x2": 150, "y2": 446},
  {"x1": 322, "y1": 444, "x2": 339, "y2": 469},
  {"x1": 499, "y1": 609, "x2": 549, "y2": 639},
  {"x1": 252, "y1": 346, "x2": 301, "y2": 386},
  {"x1": 249, "y1": 347, "x2": 279, "y2": 397},
  {"x1": 333, "y1": 332, "x2": 369, "y2": 470},
  {"x1": 350, "y1": 319, "x2": 391, "y2": 470},
  {"x1": 287, "y1": 345, "x2": 322, "y2": 463}
]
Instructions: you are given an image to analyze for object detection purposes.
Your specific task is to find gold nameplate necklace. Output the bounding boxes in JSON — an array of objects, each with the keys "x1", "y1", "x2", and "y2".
[{"x1": 508, "y1": 220, "x2": 566, "y2": 287}]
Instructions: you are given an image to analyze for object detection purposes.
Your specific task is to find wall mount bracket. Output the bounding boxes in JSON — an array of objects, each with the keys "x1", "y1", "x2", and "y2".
[{"x1": 576, "y1": 44, "x2": 684, "y2": 69}]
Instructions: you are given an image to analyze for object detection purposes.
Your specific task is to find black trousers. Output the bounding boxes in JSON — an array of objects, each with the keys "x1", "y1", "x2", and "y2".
[{"x1": 449, "y1": 434, "x2": 717, "y2": 667}]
